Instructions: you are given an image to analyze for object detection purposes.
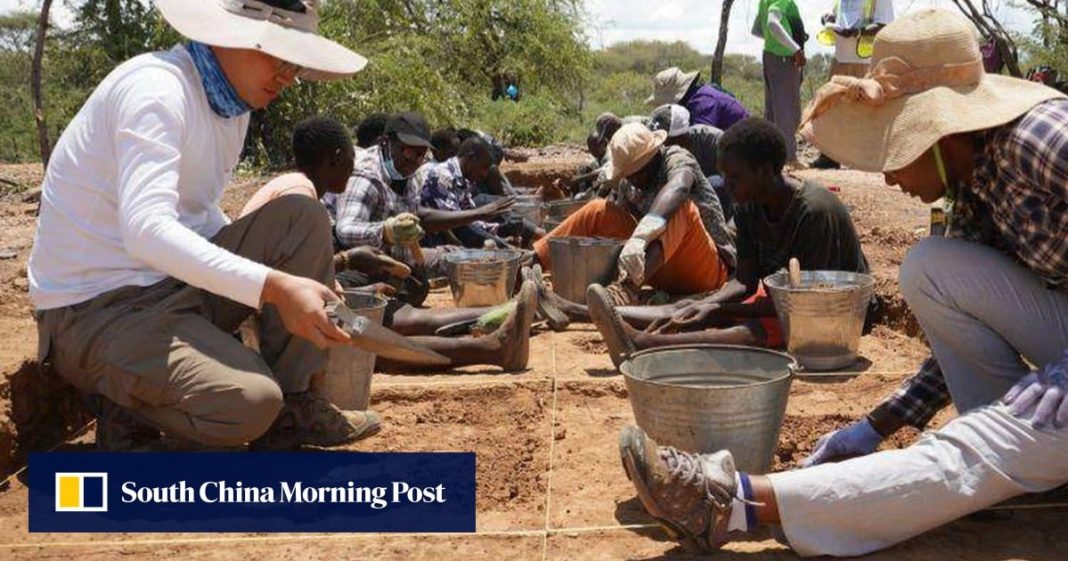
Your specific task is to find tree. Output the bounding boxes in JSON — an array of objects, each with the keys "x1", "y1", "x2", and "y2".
[
  {"x1": 710, "y1": 0, "x2": 735, "y2": 85},
  {"x1": 32, "y1": 0, "x2": 53, "y2": 166},
  {"x1": 950, "y1": 0, "x2": 1022, "y2": 77}
]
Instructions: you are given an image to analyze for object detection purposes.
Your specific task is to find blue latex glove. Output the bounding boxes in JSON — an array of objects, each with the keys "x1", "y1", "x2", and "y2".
[
  {"x1": 1003, "y1": 352, "x2": 1068, "y2": 429},
  {"x1": 802, "y1": 418, "x2": 883, "y2": 468}
]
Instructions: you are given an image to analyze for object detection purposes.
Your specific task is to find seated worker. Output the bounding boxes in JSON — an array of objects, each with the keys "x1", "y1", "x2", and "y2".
[
  {"x1": 456, "y1": 128, "x2": 516, "y2": 202},
  {"x1": 355, "y1": 112, "x2": 390, "y2": 150},
  {"x1": 323, "y1": 112, "x2": 389, "y2": 216},
  {"x1": 420, "y1": 137, "x2": 537, "y2": 248},
  {"x1": 29, "y1": 0, "x2": 376, "y2": 452},
  {"x1": 557, "y1": 132, "x2": 608, "y2": 199},
  {"x1": 333, "y1": 112, "x2": 514, "y2": 294},
  {"x1": 618, "y1": 10, "x2": 1068, "y2": 558},
  {"x1": 430, "y1": 127, "x2": 461, "y2": 163},
  {"x1": 585, "y1": 117, "x2": 870, "y2": 367},
  {"x1": 533, "y1": 124, "x2": 731, "y2": 308},
  {"x1": 648, "y1": 104, "x2": 734, "y2": 220},
  {"x1": 241, "y1": 118, "x2": 538, "y2": 373},
  {"x1": 647, "y1": 67, "x2": 749, "y2": 130}
]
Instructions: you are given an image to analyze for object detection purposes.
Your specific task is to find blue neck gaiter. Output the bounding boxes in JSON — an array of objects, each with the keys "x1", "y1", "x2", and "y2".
[{"x1": 186, "y1": 42, "x2": 251, "y2": 119}]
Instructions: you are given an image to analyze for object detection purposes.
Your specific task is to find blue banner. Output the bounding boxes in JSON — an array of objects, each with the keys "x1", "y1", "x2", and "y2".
[{"x1": 30, "y1": 452, "x2": 476, "y2": 533}]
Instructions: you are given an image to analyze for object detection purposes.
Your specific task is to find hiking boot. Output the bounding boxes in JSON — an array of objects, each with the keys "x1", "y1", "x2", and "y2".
[
  {"x1": 587, "y1": 283, "x2": 636, "y2": 368},
  {"x1": 619, "y1": 425, "x2": 737, "y2": 553},
  {"x1": 250, "y1": 391, "x2": 381, "y2": 451},
  {"x1": 90, "y1": 395, "x2": 162, "y2": 452},
  {"x1": 522, "y1": 264, "x2": 570, "y2": 331}
]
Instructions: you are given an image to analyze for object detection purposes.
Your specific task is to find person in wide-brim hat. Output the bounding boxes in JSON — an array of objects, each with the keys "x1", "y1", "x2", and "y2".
[
  {"x1": 29, "y1": 0, "x2": 382, "y2": 454},
  {"x1": 157, "y1": 0, "x2": 366, "y2": 81},
  {"x1": 801, "y1": 8, "x2": 1061, "y2": 172},
  {"x1": 617, "y1": 8, "x2": 1068, "y2": 559}
]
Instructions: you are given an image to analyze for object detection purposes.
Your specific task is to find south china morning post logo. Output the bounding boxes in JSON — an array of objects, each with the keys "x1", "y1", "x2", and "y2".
[
  {"x1": 30, "y1": 452, "x2": 476, "y2": 533},
  {"x1": 54, "y1": 472, "x2": 108, "y2": 512}
]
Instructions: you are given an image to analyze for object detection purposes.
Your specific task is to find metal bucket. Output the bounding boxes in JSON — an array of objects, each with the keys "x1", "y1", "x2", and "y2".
[
  {"x1": 545, "y1": 199, "x2": 587, "y2": 222},
  {"x1": 444, "y1": 249, "x2": 523, "y2": 307},
  {"x1": 547, "y1": 236, "x2": 623, "y2": 303},
  {"x1": 620, "y1": 345, "x2": 796, "y2": 473},
  {"x1": 765, "y1": 271, "x2": 874, "y2": 371},
  {"x1": 513, "y1": 194, "x2": 544, "y2": 227},
  {"x1": 320, "y1": 291, "x2": 387, "y2": 411}
]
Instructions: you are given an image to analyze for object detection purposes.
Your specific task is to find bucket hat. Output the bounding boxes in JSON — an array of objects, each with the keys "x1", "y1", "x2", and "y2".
[
  {"x1": 605, "y1": 123, "x2": 668, "y2": 182},
  {"x1": 646, "y1": 67, "x2": 699, "y2": 106}
]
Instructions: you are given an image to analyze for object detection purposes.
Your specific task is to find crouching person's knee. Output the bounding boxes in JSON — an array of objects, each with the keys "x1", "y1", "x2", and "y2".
[
  {"x1": 192, "y1": 376, "x2": 284, "y2": 447},
  {"x1": 899, "y1": 237, "x2": 946, "y2": 308}
]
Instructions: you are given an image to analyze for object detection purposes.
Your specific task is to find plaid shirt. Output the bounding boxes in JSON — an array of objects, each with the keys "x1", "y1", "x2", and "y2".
[
  {"x1": 878, "y1": 99, "x2": 1068, "y2": 429},
  {"x1": 333, "y1": 146, "x2": 420, "y2": 258}
]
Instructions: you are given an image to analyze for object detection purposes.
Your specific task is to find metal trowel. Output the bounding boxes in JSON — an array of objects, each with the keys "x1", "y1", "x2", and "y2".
[{"x1": 325, "y1": 301, "x2": 451, "y2": 366}]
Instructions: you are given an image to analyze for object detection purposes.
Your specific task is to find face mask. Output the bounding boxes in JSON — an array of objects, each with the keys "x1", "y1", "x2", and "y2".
[{"x1": 381, "y1": 142, "x2": 411, "y2": 181}]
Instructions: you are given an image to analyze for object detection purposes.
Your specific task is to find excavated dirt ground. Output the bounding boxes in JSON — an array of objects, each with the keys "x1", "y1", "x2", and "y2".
[{"x1": 1, "y1": 155, "x2": 1065, "y2": 560}]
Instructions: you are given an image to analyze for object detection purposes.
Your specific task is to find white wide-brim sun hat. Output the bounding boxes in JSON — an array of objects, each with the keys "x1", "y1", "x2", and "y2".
[
  {"x1": 802, "y1": 8, "x2": 1064, "y2": 172},
  {"x1": 157, "y1": 0, "x2": 367, "y2": 82}
]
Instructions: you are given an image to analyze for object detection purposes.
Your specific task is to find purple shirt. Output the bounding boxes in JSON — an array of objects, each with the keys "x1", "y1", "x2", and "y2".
[{"x1": 684, "y1": 84, "x2": 749, "y2": 130}]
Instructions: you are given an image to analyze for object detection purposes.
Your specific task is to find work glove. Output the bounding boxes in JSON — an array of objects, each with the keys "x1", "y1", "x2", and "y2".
[
  {"x1": 801, "y1": 417, "x2": 883, "y2": 468},
  {"x1": 618, "y1": 214, "x2": 667, "y2": 287},
  {"x1": 1002, "y1": 351, "x2": 1068, "y2": 429},
  {"x1": 618, "y1": 237, "x2": 648, "y2": 286},
  {"x1": 383, "y1": 213, "x2": 424, "y2": 246}
]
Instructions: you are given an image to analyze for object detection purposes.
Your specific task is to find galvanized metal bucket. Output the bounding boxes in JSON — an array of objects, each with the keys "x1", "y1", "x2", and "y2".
[
  {"x1": 321, "y1": 291, "x2": 387, "y2": 411},
  {"x1": 513, "y1": 194, "x2": 544, "y2": 227},
  {"x1": 545, "y1": 199, "x2": 588, "y2": 223},
  {"x1": 764, "y1": 271, "x2": 875, "y2": 371},
  {"x1": 620, "y1": 345, "x2": 796, "y2": 473},
  {"x1": 547, "y1": 236, "x2": 623, "y2": 304},
  {"x1": 444, "y1": 249, "x2": 523, "y2": 307}
]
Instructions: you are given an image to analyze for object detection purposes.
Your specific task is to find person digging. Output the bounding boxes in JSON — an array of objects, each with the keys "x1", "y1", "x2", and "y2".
[
  {"x1": 584, "y1": 117, "x2": 872, "y2": 368},
  {"x1": 30, "y1": 0, "x2": 378, "y2": 452},
  {"x1": 531, "y1": 124, "x2": 734, "y2": 325},
  {"x1": 617, "y1": 10, "x2": 1068, "y2": 557},
  {"x1": 239, "y1": 117, "x2": 537, "y2": 373}
]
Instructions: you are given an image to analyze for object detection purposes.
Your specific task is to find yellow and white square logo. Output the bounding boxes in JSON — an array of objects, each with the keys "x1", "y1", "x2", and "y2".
[{"x1": 55, "y1": 473, "x2": 108, "y2": 512}]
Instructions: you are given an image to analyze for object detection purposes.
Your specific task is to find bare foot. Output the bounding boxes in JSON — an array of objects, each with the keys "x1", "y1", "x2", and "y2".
[
  {"x1": 491, "y1": 280, "x2": 537, "y2": 371},
  {"x1": 587, "y1": 283, "x2": 637, "y2": 368}
]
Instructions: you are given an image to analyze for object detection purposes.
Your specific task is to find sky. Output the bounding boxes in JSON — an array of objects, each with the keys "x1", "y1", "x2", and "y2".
[
  {"x1": 585, "y1": 0, "x2": 1033, "y2": 56},
  {"x1": 1, "y1": 0, "x2": 1036, "y2": 57}
]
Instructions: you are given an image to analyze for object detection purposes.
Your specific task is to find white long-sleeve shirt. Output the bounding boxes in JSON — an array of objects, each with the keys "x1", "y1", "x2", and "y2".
[{"x1": 28, "y1": 45, "x2": 270, "y2": 311}]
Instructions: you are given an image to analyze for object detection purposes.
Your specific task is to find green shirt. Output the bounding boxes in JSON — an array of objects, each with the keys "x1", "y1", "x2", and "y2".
[{"x1": 758, "y1": 0, "x2": 802, "y2": 57}]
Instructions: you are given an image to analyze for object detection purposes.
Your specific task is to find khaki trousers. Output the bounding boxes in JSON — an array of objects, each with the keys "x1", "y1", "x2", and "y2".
[{"x1": 35, "y1": 196, "x2": 335, "y2": 446}]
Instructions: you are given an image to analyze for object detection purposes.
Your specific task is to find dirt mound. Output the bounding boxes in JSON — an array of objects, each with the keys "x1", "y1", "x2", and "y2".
[
  {"x1": 1, "y1": 361, "x2": 91, "y2": 478},
  {"x1": 569, "y1": 333, "x2": 608, "y2": 354}
]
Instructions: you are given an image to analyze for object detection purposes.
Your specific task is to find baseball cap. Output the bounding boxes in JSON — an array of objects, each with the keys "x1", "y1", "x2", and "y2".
[
  {"x1": 385, "y1": 112, "x2": 433, "y2": 149},
  {"x1": 649, "y1": 104, "x2": 691, "y2": 138}
]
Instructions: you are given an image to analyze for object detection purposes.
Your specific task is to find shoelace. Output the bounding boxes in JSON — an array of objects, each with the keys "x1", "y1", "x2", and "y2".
[{"x1": 660, "y1": 448, "x2": 763, "y2": 510}]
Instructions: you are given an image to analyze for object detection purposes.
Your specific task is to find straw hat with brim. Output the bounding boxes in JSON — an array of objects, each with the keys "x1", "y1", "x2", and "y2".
[
  {"x1": 801, "y1": 8, "x2": 1064, "y2": 172},
  {"x1": 605, "y1": 123, "x2": 669, "y2": 182},
  {"x1": 646, "y1": 67, "x2": 699, "y2": 106},
  {"x1": 157, "y1": 0, "x2": 367, "y2": 82}
]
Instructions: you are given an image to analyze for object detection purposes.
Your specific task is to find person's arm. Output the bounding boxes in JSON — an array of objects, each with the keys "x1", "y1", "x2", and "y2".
[
  {"x1": 1006, "y1": 102, "x2": 1068, "y2": 204},
  {"x1": 113, "y1": 72, "x2": 271, "y2": 309},
  {"x1": 334, "y1": 176, "x2": 387, "y2": 250},
  {"x1": 417, "y1": 197, "x2": 515, "y2": 234},
  {"x1": 766, "y1": 10, "x2": 801, "y2": 53}
]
